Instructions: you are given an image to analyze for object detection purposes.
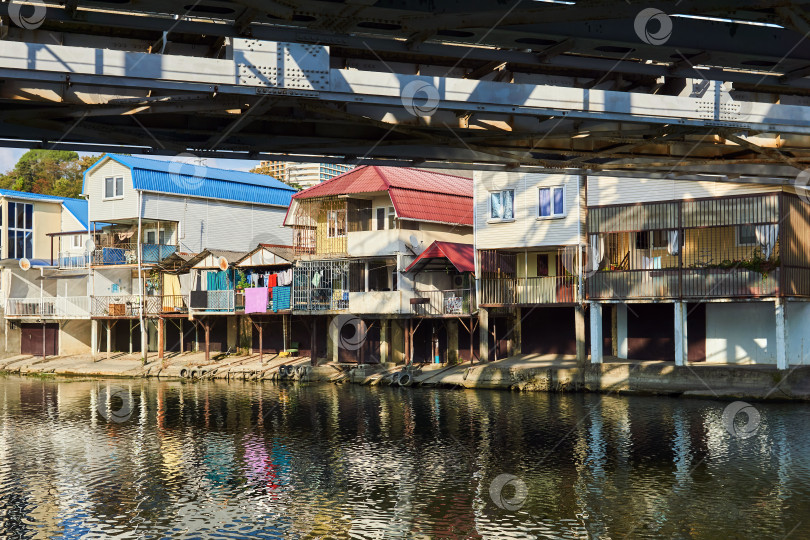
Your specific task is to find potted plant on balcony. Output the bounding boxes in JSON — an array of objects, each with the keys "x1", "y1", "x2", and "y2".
[{"x1": 235, "y1": 270, "x2": 249, "y2": 291}]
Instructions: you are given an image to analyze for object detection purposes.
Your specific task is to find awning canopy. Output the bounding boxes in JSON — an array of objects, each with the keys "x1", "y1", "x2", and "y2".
[{"x1": 404, "y1": 241, "x2": 474, "y2": 274}]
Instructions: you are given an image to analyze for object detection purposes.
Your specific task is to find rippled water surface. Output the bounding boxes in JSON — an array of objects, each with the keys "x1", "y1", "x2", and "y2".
[{"x1": 1, "y1": 375, "x2": 809, "y2": 538}]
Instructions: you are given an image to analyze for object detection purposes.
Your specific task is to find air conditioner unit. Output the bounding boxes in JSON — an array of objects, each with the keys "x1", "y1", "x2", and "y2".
[{"x1": 452, "y1": 275, "x2": 465, "y2": 288}]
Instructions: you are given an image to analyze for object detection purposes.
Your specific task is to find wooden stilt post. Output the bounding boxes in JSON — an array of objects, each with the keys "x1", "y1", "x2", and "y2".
[
  {"x1": 179, "y1": 318, "x2": 184, "y2": 353},
  {"x1": 470, "y1": 316, "x2": 474, "y2": 364},
  {"x1": 128, "y1": 320, "x2": 133, "y2": 354},
  {"x1": 158, "y1": 317, "x2": 164, "y2": 359},
  {"x1": 310, "y1": 317, "x2": 317, "y2": 366},
  {"x1": 204, "y1": 318, "x2": 210, "y2": 363}
]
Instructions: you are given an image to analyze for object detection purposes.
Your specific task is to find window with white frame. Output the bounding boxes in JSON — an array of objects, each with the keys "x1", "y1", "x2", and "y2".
[
  {"x1": 7, "y1": 202, "x2": 32, "y2": 260},
  {"x1": 104, "y1": 176, "x2": 124, "y2": 199},
  {"x1": 327, "y1": 209, "x2": 347, "y2": 238},
  {"x1": 538, "y1": 186, "x2": 565, "y2": 218},
  {"x1": 72, "y1": 234, "x2": 82, "y2": 248},
  {"x1": 489, "y1": 190, "x2": 514, "y2": 220},
  {"x1": 387, "y1": 206, "x2": 396, "y2": 229}
]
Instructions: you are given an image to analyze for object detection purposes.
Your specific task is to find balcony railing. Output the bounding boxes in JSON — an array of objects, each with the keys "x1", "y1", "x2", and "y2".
[
  {"x1": 293, "y1": 288, "x2": 349, "y2": 311},
  {"x1": 92, "y1": 243, "x2": 177, "y2": 265},
  {"x1": 6, "y1": 296, "x2": 90, "y2": 318},
  {"x1": 412, "y1": 288, "x2": 476, "y2": 316},
  {"x1": 480, "y1": 276, "x2": 578, "y2": 305},
  {"x1": 587, "y1": 268, "x2": 780, "y2": 300},
  {"x1": 161, "y1": 294, "x2": 188, "y2": 314},
  {"x1": 188, "y1": 290, "x2": 235, "y2": 313},
  {"x1": 91, "y1": 295, "x2": 161, "y2": 316},
  {"x1": 57, "y1": 251, "x2": 91, "y2": 269}
]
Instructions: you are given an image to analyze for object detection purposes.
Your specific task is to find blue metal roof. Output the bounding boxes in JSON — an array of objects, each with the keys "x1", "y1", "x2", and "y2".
[
  {"x1": 0, "y1": 189, "x2": 88, "y2": 229},
  {"x1": 85, "y1": 154, "x2": 296, "y2": 207}
]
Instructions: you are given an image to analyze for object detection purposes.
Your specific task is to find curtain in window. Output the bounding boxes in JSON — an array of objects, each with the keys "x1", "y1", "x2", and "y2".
[
  {"x1": 589, "y1": 234, "x2": 604, "y2": 272},
  {"x1": 490, "y1": 192, "x2": 504, "y2": 219},
  {"x1": 539, "y1": 188, "x2": 550, "y2": 217},
  {"x1": 667, "y1": 230, "x2": 680, "y2": 256},
  {"x1": 754, "y1": 224, "x2": 778, "y2": 259},
  {"x1": 553, "y1": 187, "x2": 564, "y2": 215}
]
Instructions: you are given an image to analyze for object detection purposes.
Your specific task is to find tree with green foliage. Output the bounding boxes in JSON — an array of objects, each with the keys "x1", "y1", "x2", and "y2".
[{"x1": 0, "y1": 150, "x2": 102, "y2": 198}]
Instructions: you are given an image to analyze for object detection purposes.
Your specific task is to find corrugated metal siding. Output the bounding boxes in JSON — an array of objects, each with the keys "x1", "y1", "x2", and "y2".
[
  {"x1": 589, "y1": 202, "x2": 678, "y2": 233},
  {"x1": 682, "y1": 194, "x2": 779, "y2": 227},
  {"x1": 142, "y1": 193, "x2": 291, "y2": 253},
  {"x1": 587, "y1": 175, "x2": 778, "y2": 206},
  {"x1": 86, "y1": 160, "x2": 138, "y2": 223},
  {"x1": 475, "y1": 171, "x2": 584, "y2": 249}
]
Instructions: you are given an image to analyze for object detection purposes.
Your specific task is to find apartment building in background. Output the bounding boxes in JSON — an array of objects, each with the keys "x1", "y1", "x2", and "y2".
[{"x1": 259, "y1": 161, "x2": 354, "y2": 188}]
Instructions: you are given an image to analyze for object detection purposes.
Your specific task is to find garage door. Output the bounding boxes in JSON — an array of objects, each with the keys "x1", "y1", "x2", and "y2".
[{"x1": 21, "y1": 323, "x2": 58, "y2": 356}]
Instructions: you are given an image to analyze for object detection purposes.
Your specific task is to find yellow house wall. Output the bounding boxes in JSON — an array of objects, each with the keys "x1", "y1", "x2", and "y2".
[{"x1": 0, "y1": 198, "x2": 63, "y2": 260}]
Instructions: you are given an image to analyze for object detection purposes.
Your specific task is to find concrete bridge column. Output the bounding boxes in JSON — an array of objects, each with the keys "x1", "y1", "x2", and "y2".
[
  {"x1": 674, "y1": 301, "x2": 688, "y2": 367},
  {"x1": 478, "y1": 308, "x2": 489, "y2": 362},
  {"x1": 590, "y1": 302, "x2": 603, "y2": 364},
  {"x1": 91, "y1": 319, "x2": 99, "y2": 358},
  {"x1": 776, "y1": 298, "x2": 789, "y2": 370}
]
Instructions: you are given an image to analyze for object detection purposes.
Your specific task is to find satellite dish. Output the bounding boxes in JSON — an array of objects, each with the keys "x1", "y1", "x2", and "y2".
[
  {"x1": 85, "y1": 239, "x2": 96, "y2": 251},
  {"x1": 217, "y1": 256, "x2": 229, "y2": 271},
  {"x1": 408, "y1": 235, "x2": 421, "y2": 253},
  {"x1": 19, "y1": 258, "x2": 31, "y2": 271}
]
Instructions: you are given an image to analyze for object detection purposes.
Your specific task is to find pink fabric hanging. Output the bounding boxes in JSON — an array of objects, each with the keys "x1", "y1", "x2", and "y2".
[{"x1": 245, "y1": 287, "x2": 269, "y2": 314}]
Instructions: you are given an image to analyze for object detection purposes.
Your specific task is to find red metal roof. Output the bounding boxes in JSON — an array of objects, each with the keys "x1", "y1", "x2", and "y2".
[
  {"x1": 291, "y1": 166, "x2": 473, "y2": 226},
  {"x1": 405, "y1": 241, "x2": 475, "y2": 273}
]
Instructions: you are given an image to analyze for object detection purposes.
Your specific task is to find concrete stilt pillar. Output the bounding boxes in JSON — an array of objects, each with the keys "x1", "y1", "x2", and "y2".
[
  {"x1": 478, "y1": 308, "x2": 489, "y2": 362},
  {"x1": 575, "y1": 305, "x2": 587, "y2": 364},
  {"x1": 106, "y1": 320, "x2": 111, "y2": 360},
  {"x1": 590, "y1": 302, "x2": 603, "y2": 364},
  {"x1": 380, "y1": 319, "x2": 389, "y2": 364},
  {"x1": 128, "y1": 320, "x2": 133, "y2": 354},
  {"x1": 617, "y1": 303, "x2": 628, "y2": 359},
  {"x1": 447, "y1": 319, "x2": 459, "y2": 364},
  {"x1": 141, "y1": 320, "x2": 148, "y2": 358},
  {"x1": 776, "y1": 298, "x2": 789, "y2": 370},
  {"x1": 674, "y1": 302, "x2": 688, "y2": 366},
  {"x1": 158, "y1": 317, "x2": 165, "y2": 360},
  {"x1": 91, "y1": 319, "x2": 98, "y2": 359}
]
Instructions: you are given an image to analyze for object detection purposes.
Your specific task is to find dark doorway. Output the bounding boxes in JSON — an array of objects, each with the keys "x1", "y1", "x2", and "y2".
[
  {"x1": 488, "y1": 316, "x2": 511, "y2": 360},
  {"x1": 20, "y1": 323, "x2": 58, "y2": 356},
  {"x1": 521, "y1": 307, "x2": 576, "y2": 355},
  {"x1": 457, "y1": 319, "x2": 480, "y2": 362},
  {"x1": 627, "y1": 303, "x2": 675, "y2": 361},
  {"x1": 687, "y1": 302, "x2": 706, "y2": 362},
  {"x1": 252, "y1": 318, "x2": 284, "y2": 353}
]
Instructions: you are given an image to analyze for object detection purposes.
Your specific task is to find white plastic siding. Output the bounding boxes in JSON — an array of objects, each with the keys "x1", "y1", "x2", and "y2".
[
  {"x1": 474, "y1": 171, "x2": 584, "y2": 250},
  {"x1": 85, "y1": 159, "x2": 138, "y2": 223},
  {"x1": 587, "y1": 176, "x2": 778, "y2": 207}
]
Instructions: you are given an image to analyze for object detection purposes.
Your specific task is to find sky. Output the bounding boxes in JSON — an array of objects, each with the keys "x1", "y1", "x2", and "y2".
[{"x1": 0, "y1": 147, "x2": 262, "y2": 175}]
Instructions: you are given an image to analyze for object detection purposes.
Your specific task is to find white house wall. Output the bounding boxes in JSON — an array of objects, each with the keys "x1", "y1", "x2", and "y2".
[
  {"x1": 141, "y1": 194, "x2": 291, "y2": 253},
  {"x1": 587, "y1": 176, "x2": 778, "y2": 207},
  {"x1": 85, "y1": 158, "x2": 139, "y2": 222},
  {"x1": 93, "y1": 268, "x2": 135, "y2": 296},
  {"x1": 475, "y1": 171, "x2": 584, "y2": 250}
]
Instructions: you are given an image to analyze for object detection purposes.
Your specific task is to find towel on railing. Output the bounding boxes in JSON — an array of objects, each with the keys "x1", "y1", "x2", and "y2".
[
  {"x1": 272, "y1": 286, "x2": 291, "y2": 312},
  {"x1": 245, "y1": 287, "x2": 269, "y2": 314}
]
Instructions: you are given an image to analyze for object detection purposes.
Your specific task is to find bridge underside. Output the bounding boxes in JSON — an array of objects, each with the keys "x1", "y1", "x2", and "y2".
[{"x1": 5, "y1": 1, "x2": 810, "y2": 181}]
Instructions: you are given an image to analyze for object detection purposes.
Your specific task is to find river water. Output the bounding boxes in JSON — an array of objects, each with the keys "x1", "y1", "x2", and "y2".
[{"x1": 0, "y1": 375, "x2": 808, "y2": 539}]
